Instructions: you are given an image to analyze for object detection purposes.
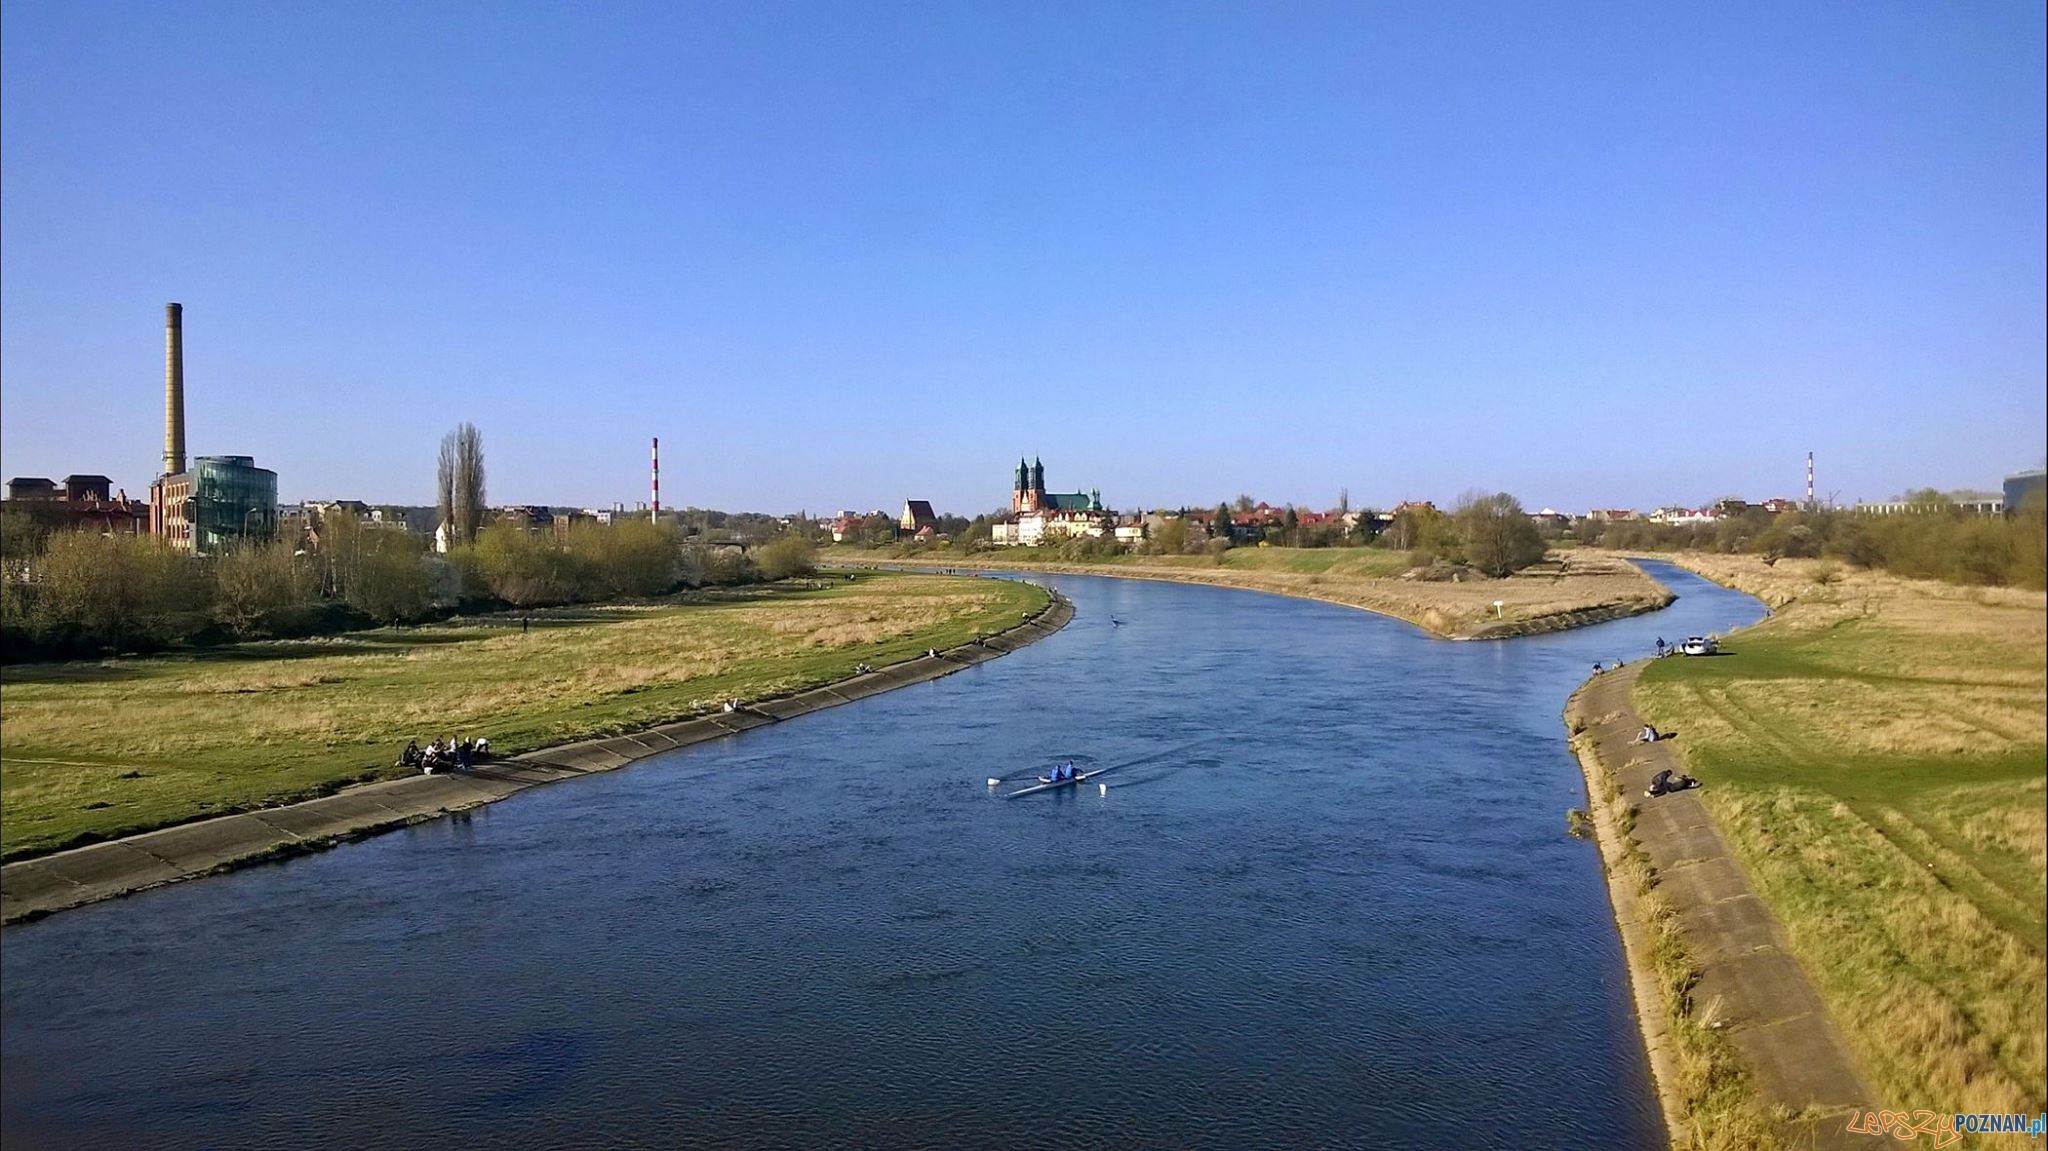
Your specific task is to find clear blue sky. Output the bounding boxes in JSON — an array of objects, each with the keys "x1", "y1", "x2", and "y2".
[{"x1": 3, "y1": 1, "x2": 2042, "y2": 516}]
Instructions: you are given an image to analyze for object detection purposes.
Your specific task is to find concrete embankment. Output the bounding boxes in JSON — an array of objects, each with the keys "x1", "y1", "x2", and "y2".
[
  {"x1": 1457, "y1": 595, "x2": 1674, "y2": 640},
  {"x1": 1566, "y1": 664, "x2": 1870, "y2": 1150},
  {"x1": 0, "y1": 593, "x2": 1074, "y2": 926}
]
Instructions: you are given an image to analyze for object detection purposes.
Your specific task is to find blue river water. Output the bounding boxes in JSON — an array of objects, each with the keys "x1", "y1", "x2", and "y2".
[{"x1": 0, "y1": 561, "x2": 1765, "y2": 1150}]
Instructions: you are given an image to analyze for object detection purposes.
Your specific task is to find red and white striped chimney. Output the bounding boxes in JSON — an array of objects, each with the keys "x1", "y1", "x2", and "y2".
[{"x1": 651, "y1": 437, "x2": 661, "y2": 522}]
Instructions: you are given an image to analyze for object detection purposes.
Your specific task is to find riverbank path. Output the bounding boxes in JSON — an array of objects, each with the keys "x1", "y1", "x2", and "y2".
[{"x1": 1577, "y1": 662, "x2": 1871, "y2": 1149}]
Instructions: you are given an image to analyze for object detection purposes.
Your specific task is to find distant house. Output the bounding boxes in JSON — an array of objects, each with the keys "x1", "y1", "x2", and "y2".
[
  {"x1": 832, "y1": 512, "x2": 889, "y2": 543},
  {"x1": 1586, "y1": 508, "x2": 1639, "y2": 523},
  {"x1": 1649, "y1": 506, "x2": 1720, "y2": 526},
  {"x1": 1757, "y1": 498, "x2": 1800, "y2": 514},
  {"x1": 497, "y1": 506, "x2": 555, "y2": 532},
  {"x1": 900, "y1": 500, "x2": 937, "y2": 533},
  {"x1": 1239, "y1": 502, "x2": 1288, "y2": 529}
]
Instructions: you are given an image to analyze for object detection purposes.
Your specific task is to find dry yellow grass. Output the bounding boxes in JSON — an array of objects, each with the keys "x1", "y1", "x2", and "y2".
[
  {"x1": 838, "y1": 546, "x2": 1672, "y2": 638},
  {"x1": 1634, "y1": 553, "x2": 2047, "y2": 1134}
]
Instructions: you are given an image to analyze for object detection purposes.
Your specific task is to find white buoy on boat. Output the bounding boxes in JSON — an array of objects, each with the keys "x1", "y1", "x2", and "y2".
[
  {"x1": 1099, "y1": 783, "x2": 1107, "y2": 796},
  {"x1": 987, "y1": 777, "x2": 1000, "y2": 787}
]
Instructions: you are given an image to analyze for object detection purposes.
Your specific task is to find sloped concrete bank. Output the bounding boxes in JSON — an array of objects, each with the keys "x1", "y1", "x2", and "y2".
[
  {"x1": 1566, "y1": 664, "x2": 1870, "y2": 1150},
  {"x1": 1459, "y1": 594, "x2": 1675, "y2": 640},
  {"x1": 0, "y1": 592, "x2": 1074, "y2": 926}
]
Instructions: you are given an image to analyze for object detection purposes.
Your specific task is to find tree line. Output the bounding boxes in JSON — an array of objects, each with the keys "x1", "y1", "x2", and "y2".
[
  {"x1": 853, "y1": 491, "x2": 1553, "y2": 578},
  {"x1": 1579, "y1": 493, "x2": 2046, "y2": 589},
  {"x1": 0, "y1": 510, "x2": 820, "y2": 661}
]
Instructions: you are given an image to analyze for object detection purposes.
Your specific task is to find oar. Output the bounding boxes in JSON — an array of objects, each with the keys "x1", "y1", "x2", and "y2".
[{"x1": 989, "y1": 738, "x2": 1203, "y2": 794}]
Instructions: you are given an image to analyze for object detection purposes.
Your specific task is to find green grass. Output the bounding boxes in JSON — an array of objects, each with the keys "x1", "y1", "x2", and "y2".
[
  {"x1": 1633, "y1": 574, "x2": 2046, "y2": 1126},
  {"x1": 0, "y1": 574, "x2": 1046, "y2": 861}
]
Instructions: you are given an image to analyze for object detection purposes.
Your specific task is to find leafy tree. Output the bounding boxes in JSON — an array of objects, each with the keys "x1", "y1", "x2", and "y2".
[
  {"x1": 1454, "y1": 492, "x2": 1545, "y2": 577},
  {"x1": 318, "y1": 509, "x2": 437, "y2": 622},
  {"x1": 26, "y1": 533, "x2": 208, "y2": 651},
  {"x1": 860, "y1": 513, "x2": 896, "y2": 549},
  {"x1": 467, "y1": 524, "x2": 578, "y2": 608},
  {"x1": 1214, "y1": 504, "x2": 1234, "y2": 545},
  {"x1": 1385, "y1": 505, "x2": 1444, "y2": 552},
  {"x1": 351, "y1": 539, "x2": 436, "y2": 623},
  {"x1": 959, "y1": 515, "x2": 993, "y2": 549},
  {"x1": 0, "y1": 508, "x2": 52, "y2": 565},
  {"x1": 213, "y1": 539, "x2": 311, "y2": 634},
  {"x1": 567, "y1": 519, "x2": 677, "y2": 598},
  {"x1": 1150, "y1": 516, "x2": 1188, "y2": 555}
]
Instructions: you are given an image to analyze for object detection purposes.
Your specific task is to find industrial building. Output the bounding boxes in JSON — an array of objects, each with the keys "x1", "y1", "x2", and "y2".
[
  {"x1": 2, "y1": 474, "x2": 149, "y2": 534},
  {"x1": 2005, "y1": 469, "x2": 2045, "y2": 515},
  {"x1": 147, "y1": 303, "x2": 277, "y2": 554}
]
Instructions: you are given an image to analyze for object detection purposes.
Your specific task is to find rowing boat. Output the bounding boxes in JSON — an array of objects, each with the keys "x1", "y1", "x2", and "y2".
[{"x1": 1002, "y1": 770, "x2": 1093, "y2": 798}]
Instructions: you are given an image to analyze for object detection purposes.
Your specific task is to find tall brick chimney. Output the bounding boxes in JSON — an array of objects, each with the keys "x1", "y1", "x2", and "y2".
[{"x1": 163, "y1": 302, "x2": 186, "y2": 476}]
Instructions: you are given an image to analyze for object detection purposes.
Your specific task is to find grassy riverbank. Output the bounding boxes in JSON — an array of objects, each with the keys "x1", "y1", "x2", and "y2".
[
  {"x1": 1632, "y1": 554, "x2": 2046, "y2": 1127},
  {"x1": 831, "y1": 545, "x2": 1669, "y2": 638},
  {"x1": 0, "y1": 573, "x2": 1046, "y2": 861}
]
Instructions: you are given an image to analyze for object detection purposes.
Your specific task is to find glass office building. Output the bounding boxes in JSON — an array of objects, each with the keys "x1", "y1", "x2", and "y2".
[{"x1": 186, "y1": 455, "x2": 277, "y2": 554}]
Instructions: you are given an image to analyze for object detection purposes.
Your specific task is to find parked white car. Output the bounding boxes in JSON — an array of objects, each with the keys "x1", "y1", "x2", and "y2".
[{"x1": 1679, "y1": 636, "x2": 1719, "y2": 656}]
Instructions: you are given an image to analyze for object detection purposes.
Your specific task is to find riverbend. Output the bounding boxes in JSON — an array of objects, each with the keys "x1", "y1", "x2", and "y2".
[{"x1": 2, "y1": 564, "x2": 1766, "y2": 1150}]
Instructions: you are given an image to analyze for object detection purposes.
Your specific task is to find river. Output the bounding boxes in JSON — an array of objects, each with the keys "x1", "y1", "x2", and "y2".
[{"x1": 0, "y1": 560, "x2": 1765, "y2": 1150}]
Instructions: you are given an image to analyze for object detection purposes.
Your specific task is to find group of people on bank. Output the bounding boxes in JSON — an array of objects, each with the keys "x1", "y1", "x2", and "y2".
[{"x1": 397, "y1": 737, "x2": 490, "y2": 774}]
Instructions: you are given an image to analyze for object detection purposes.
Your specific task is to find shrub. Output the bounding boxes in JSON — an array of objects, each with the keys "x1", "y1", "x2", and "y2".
[
  {"x1": 756, "y1": 534, "x2": 818, "y2": 581},
  {"x1": 466, "y1": 525, "x2": 580, "y2": 608},
  {"x1": 26, "y1": 533, "x2": 209, "y2": 652},
  {"x1": 213, "y1": 540, "x2": 313, "y2": 635}
]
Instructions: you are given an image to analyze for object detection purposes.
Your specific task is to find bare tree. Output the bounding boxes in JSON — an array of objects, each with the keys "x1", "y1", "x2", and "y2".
[
  {"x1": 439, "y1": 423, "x2": 487, "y2": 545},
  {"x1": 436, "y1": 437, "x2": 457, "y2": 545}
]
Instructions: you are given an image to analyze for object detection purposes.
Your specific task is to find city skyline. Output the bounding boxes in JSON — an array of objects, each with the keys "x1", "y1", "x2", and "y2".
[{"x1": 3, "y1": 2, "x2": 2042, "y2": 514}]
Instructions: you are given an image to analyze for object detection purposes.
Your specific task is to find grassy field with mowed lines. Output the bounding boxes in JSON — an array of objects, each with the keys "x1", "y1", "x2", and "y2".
[
  {"x1": 1633, "y1": 554, "x2": 2045, "y2": 1128},
  {"x1": 0, "y1": 573, "x2": 1046, "y2": 861}
]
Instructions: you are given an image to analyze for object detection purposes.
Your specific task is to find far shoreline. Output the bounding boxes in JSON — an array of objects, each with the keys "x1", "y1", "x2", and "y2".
[{"x1": 835, "y1": 550, "x2": 1675, "y2": 640}]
